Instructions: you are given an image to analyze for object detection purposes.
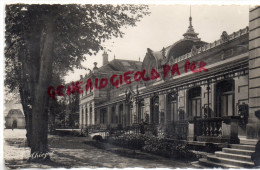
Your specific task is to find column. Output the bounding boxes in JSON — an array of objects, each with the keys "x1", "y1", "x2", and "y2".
[
  {"x1": 82, "y1": 104, "x2": 86, "y2": 128},
  {"x1": 163, "y1": 94, "x2": 168, "y2": 124},
  {"x1": 132, "y1": 101, "x2": 136, "y2": 124},
  {"x1": 122, "y1": 102, "x2": 126, "y2": 127},
  {"x1": 91, "y1": 102, "x2": 95, "y2": 125},
  {"x1": 79, "y1": 105, "x2": 82, "y2": 129},
  {"x1": 248, "y1": 6, "x2": 260, "y2": 139},
  {"x1": 107, "y1": 105, "x2": 111, "y2": 125},
  {"x1": 116, "y1": 103, "x2": 120, "y2": 125},
  {"x1": 87, "y1": 103, "x2": 90, "y2": 125}
]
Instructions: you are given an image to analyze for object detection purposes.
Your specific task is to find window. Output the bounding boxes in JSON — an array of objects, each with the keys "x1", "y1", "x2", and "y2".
[
  {"x1": 188, "y1": 87, "x2": 202, "y2": 118},
  {"x1": 216, "y1": 80, "x2": 234, "y2": 117},
  {"x1": 168, "y1": 92, "x2": 177, "y2": 122},
  {"x1": 150, "y1": 96, "x2": 159, "y2": 124},
  {"x1": 111, "y1": 107, "x2": 116, "y2": 123},
  {"x1": 100, "y1": 108, "x2": 107, "y2": 124}
]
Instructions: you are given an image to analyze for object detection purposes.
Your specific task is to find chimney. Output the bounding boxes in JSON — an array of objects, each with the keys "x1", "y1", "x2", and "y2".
[{"x1": 102, "y1": 51, "x2": 108, "y2": 66}]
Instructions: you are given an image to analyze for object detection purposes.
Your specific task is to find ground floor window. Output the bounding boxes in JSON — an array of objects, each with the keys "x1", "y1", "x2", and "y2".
[
  {"x1": 138, "y1": 99, "x2": 145, "y2": 123},
  {"x1": 168, "y1": 92, "x2": 178, "y2": 122},
  {"x1": 216, "y1": 79, "x2": 234, "y2": 117},
  {"x1": 119, "y1": 104, "x2": 123, "y2": 124},
  {"x1": 151, "y1": 96, "x2": 159, "y2": 124},
  {"x1": 111, "y1": 106, "x2": 116, "y2": 124},
  {"x1": 188, "y1": 87, "x2": 202, "y2": 118},
  {"x1": 100, "y1": 108, "x2": 107, "y2": 124}
]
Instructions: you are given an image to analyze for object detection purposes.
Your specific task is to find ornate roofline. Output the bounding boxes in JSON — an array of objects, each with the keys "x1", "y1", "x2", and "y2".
[{"x1": 171, "y1": 26, "x2": 249, "y2": 64}]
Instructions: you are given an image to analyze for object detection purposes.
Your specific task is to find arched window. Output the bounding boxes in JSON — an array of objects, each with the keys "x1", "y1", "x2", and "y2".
[
  {"x1": 188, "y1": 87, "x2": 202, "y2": 119},
  {"x1": 216, "y1": 79, "x2": 234, "y2": 117}
]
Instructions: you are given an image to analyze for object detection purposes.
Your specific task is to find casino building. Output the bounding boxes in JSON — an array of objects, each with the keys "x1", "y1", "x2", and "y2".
[{"x1": 79, "y1": 6, "x2": 260, "y2": 159}]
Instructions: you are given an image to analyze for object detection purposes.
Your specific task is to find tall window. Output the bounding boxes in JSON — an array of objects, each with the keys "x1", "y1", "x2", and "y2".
[
  {"x1": 119, "y1": 104, "x2": 123, "y2": 124},
  {"x1": 151, "y1": 96, "x2": 159, "y2": 124},
  {"x1": 216, "y1": 79, "x2": 234, "y2": 117},
  {"x1": 100, "y1": 108, "x2": 107, "y2": 124},
  {"x1": 188, "y1": 87, "x2": 202, "y2": 118},
  {"x1": 111, "y1": 106, "x2": 115, "y2": 123},
  {"x1": 168, "y1": 92, "x2": 177, "y2": 122},
  {"x1": 138, "y1": 99, "x2": 144, "y2": 122}
]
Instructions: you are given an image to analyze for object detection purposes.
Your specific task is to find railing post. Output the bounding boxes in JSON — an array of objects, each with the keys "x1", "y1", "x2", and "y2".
[
  {"x1": 187, "y1": 120, "x2": 195, "y2": 141},
  {"x1": 221, "y1": 116, "x2": 240, "y2": 144}
]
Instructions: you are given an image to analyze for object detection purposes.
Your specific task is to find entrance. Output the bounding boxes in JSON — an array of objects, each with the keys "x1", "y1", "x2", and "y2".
[{"x1": 12, "y1": 119, "x2": 17, "y2": 128}]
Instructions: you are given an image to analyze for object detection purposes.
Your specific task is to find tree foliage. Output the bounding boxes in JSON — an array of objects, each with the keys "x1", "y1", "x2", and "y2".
[{"x1": 5, "y1": 4, "x2": 150, "y2": 160}]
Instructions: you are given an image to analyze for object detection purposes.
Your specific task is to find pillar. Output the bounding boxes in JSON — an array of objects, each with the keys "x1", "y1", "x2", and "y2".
[
  {"x1": 79, "y1": 105, "x2": 83, "y2": 129},
  {"x1": 122, "y1": 102, "x2": 126, "y2": 127},
  {"x1": 248, "y1": 6, "x2": 260, "y2": 139},
  {"x1": 91, "y1": 102, "x2": 95, "y2": 125},
  {"x1": 132, "y1": 101, "x2": 137, "y2": 124},
  {"x1": 82, "y1": 104, "x2": 86, "y2": 128},
  {"x1": 87, "y1": 103, "x2": 90, "y2": 125},
  {"x1": 116, "y1": 103, "x2": 120, "y2": 124},
  {"x1": 107, "y1": 105, "x2": 111, "y2": 124}
]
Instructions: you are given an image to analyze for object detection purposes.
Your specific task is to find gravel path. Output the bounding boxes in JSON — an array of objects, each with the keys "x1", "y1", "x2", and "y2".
[{"x1": 4, "y1": 129, "x2": 194, "y2": 169}]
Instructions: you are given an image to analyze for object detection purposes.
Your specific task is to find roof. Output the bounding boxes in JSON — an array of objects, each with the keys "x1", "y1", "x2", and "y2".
[
  {"x1": 145, "y1": 16, "x2": 208, "y2": 66},
  {"x1": 98, "y1": 59, "x2": 142, "y2": 72},
  {"x1": 6, "y1": 109, "x2": 24, "y2": 118}
]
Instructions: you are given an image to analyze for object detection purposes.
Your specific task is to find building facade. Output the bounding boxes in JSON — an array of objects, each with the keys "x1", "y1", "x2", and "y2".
[{"x1": 79, "y1": 7, "x2": 260, "y2": 143}]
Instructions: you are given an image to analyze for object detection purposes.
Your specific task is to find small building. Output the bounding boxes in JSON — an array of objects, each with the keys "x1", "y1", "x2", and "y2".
[{"x1": 5, "y1": 109, "x2": 25, "y2": 129}]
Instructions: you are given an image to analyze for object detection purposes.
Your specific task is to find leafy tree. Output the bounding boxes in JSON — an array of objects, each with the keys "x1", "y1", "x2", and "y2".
[{"x1": 5, "y1": 4, "x2": 150, "y2": 161}]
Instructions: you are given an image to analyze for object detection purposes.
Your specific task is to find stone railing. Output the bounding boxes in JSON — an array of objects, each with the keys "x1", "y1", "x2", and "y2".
[
  {"x1": 195, "y1": 117, "x2": 223, "y2": 137},
  {"x1": 173, "y1": 26, "x2": 249, "y2": 64},
  {"x1": 188, "y1": 116, "x2": 241, "y2": 143}
]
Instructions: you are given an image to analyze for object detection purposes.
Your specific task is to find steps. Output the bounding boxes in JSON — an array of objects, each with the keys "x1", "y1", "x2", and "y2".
[{"x1": 197, "y1": 144, "x2": 256, "y2": 168}]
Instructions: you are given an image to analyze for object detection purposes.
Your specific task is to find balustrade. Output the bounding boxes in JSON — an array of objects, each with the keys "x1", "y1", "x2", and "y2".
[
  {"x1": 193, "y1": 116, "x2": 240, "y2": 143},
  {"x1": 196, "y1": 117, "x2": 223, "y2": 137}
]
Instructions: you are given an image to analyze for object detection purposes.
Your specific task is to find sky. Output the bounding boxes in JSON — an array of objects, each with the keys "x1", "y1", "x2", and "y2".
[{"x1": 64, "y1": 5, "x2": 250, "y2": 83}]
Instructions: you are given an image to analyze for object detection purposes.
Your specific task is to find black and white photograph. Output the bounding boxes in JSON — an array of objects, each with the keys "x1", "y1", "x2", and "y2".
[{"x1": 3, "y1": 1, "x2": 260, "y2": 169}]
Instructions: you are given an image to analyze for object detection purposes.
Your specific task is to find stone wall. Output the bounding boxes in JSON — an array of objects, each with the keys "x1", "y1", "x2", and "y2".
[{"x1": 248, "y1": 6, "x2": 260, "y2": 139}]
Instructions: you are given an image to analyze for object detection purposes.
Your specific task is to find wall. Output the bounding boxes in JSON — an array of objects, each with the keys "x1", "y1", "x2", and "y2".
[{"x1": 248, "y1": 6, "x2": 260, "y2": 139}]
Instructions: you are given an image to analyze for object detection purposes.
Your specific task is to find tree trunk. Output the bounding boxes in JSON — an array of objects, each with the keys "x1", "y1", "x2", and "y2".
[
  {"x1": 20, "y1": 14, "x2": 42, "y2": 148},
  {"x1": 30, "y1": 14, "x2": 55, "y2": 161},
  {"x1": 19, "y1": 88, "x2": 32, "y2": 147}
]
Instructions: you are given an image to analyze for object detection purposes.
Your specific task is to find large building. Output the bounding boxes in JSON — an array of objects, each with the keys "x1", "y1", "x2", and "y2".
[{"x1": 79, "y1": 7, "x2": 260, "y2": 145}]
